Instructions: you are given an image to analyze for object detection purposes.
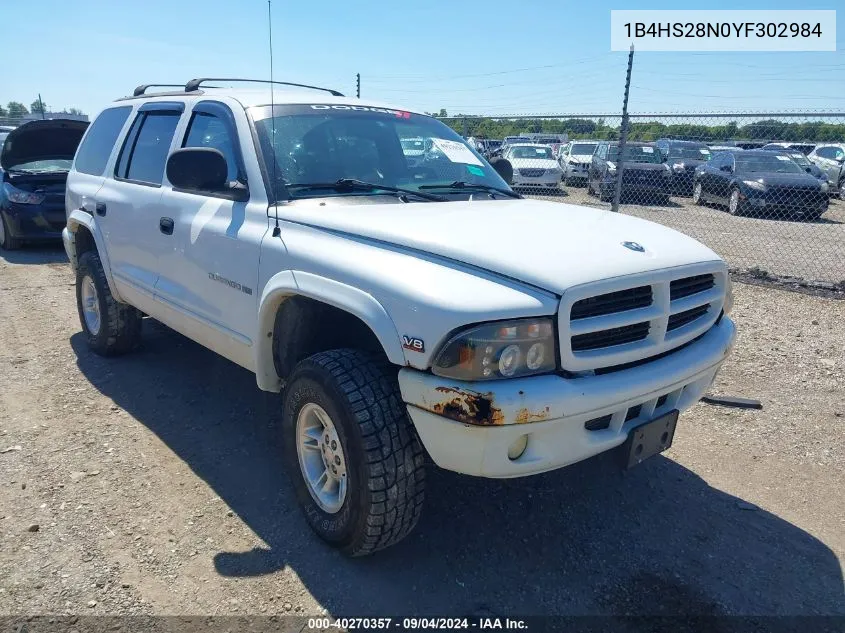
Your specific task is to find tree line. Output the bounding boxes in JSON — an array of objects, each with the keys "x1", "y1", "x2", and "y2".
[
  {"x1": 439, "y1": 116, "x2": 845, "y2": 143},
  {"x1": 0, "y1": 100, "x2": 84, "y2": 119}
]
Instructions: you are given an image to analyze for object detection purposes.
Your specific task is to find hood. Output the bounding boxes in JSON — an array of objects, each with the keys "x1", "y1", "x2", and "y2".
[
  {"x1": 669, "y1": 158, "x2": 708, "y2": 168},
  {"x1": 617, "y1": 162, "x2": 668, "y2": 172},
  {"x1": 276, "y1": 198, "x2": 721, "y2": 294},
  {"x1": 742, "y1": 172, "x2": 823, "y2": 188},
  {"x1": 569, "y1": 154, "x2": 594, "y2": 162},
  {"x1": 0, "y1": 119, "x2": 89, "y2": 171}
]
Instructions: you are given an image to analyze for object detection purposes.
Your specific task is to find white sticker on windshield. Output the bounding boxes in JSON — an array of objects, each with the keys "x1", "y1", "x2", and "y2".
[
  {"x1": 700, "y1": 149, "x2": 710, "y2": 155},
  {"x1": 642, "y1": 147, "x2": 654, "y2": 153},
  {"x1": 775, "y1": 155, "x2": 790, "y2": 161},
  {"x1": 430, "y1": 138, "x2": 483, "y2": 166},
  {"x1": 535, "y1": 148, "x2": 546, "y2": 154}
]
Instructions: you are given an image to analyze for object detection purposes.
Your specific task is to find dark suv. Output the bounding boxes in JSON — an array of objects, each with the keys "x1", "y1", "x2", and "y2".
[
  {"x1": 588, "y1": 142, "x2": 670, "y2": 203},
  {"x1": 655, "y1": 139, "x2": 712, "y2": 195}
]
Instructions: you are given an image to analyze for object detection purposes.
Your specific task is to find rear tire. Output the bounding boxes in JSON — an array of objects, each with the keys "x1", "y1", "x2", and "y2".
[
  {"x1": 0, "y1": 212, "x2": 21, "y2": 251},
  {"x1": 76, "y1": 251, "x2": 142, "y2": 356},
  {"x1": 282, "y1": 349, "x2": 426, "y2": 556}
]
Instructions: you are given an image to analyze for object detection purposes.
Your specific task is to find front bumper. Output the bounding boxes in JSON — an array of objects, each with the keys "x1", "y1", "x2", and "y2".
[
  {"x1": 399, "y1": 316, "x2": 735, "y2": 478},
  {"x1": 1, "y1": 202, "x2": 66, "y2": 241}
]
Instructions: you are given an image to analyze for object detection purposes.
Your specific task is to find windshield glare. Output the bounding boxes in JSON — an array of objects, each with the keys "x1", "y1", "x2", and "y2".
[
  {"x1": 252, "y1": 105, "x2": 509, "y2": 201},
  {"x1": 608, "y1": 146, "x2": 661, "y2": 163},
  {"x1": 785, "y1": 152, "x2": 810, "y2": 166},
  {"x1": 510, "y1": 146, "x2": 553, "y2": 159},
  {"x1": 737, "y1": 155, "x2": 804, "y2": 173},
  {"x1": 670, "y1": 147, "x2": 711, "y2": 160},
  {"x1": 570, "y1": 143, "x2": 597, "y2": 155}
]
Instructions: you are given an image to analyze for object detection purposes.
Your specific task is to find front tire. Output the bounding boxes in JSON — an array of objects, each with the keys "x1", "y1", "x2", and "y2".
[
  {"x1": 0, "y1": 212, "x2": 21, "y2": 251},
  {"x1": 282, "y1": 349, "x2": 426, "y2": 556},
  {"x1": 692, "y1": 182, "x2": 703, "y2": 205},
  {"x1": 728, "y1": 188, "x2": 746, "y2": 216},
  {"x1": 76, "y1": 251, "x2": 142, "y2": 356}
]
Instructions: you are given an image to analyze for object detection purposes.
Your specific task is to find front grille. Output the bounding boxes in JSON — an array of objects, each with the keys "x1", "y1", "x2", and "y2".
[
  {"x1": 560, "y1": 267, "x2": 724, "y2": 372},
  {"x1": 571, "y1": 322, "x2": 650, "y2": 351},
  {"x1": 668, "y1": 305, "x2": 709, "y2": 331},
  {"x1": 571, "y1": 286, "x2": 652, "y2": 320},
  {"x1": 518, "y1": 168, "x2": 545, "y2": 177},
  {"x1": 656, "y1": 394, "x2": 669, "y2": 408},
  {"x1": 622, "y1": 170, "x2": 661, "y2": 184},
  {"x1": 670, "y1": 274, "x2": 714, "y2": 300}
]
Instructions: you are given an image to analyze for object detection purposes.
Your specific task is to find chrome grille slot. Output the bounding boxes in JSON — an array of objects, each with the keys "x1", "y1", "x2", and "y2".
[
  {"x1": 668, "y1": 305, "x2": 709, "y2": 331},
  {"x1": 571, "y1": 285, "x2": 652, "y2": 319},
  {"x1": 571, "y1": 322, "x2": 650, "y2": 351},
  {"x1": 670, "y1": 274, "x2": 714, "y2": 300}
]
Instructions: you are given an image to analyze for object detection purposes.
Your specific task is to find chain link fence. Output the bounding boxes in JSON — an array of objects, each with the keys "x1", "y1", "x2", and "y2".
[{"x1": 443, "y1": 112, "x2": 845, "y2": 288}]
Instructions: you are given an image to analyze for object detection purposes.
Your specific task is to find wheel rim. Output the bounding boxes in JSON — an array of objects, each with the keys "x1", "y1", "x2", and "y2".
[
  {"x1": 296, "y1": 402, "x2": 347, "y2": 514},
  {"x1": 80, "y1": 275, "x2": 101, "y2": 335},
  {"x1": 729, "y1": 190, "x2": 739, "y2": 214},
  {"x1": 693, "y1": 183, "x2": 702, "y2": 203},
  {"x1": 0, "y1": 214, "x2": 6, "y2": 246}
]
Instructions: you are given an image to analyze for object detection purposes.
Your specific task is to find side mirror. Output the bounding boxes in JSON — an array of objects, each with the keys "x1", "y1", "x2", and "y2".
[
  {"x1": 167, "y1": 148, "x2": 245, "y2": 200},
  {"x1": 719, "y1": 164, "x2": 733, "y2": 173}
]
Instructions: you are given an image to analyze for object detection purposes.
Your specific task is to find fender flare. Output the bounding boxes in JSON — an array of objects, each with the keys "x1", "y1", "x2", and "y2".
[
  {"x1": 254, "y1": 270, "x2": 406, "y2": 392},
  {"x1": 66, "y1": 210, "x2": 124, "y2": 303}
]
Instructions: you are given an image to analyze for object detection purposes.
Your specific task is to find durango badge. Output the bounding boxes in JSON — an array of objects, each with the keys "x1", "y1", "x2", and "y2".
[{"x1": 402, "y1": 336, "x2": 425, "y2": 353}]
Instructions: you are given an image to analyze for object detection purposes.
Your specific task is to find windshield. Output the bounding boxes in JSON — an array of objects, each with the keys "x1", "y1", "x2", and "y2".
[
  {"x1": 570, "y1": 143, "x2": 597, "y2": 155},
  {"x1": 509, "y1": 146, "x2": 553, "y2": 159},
  {"x1": 608, "y1": 146, "x2": 662, "y2": 163},
  {"x1": 669, "y1": 146, "x2": 711, "y2": 161},
  {"x1": 8, "y1": 158, "x2": 72, "y2": 173},
  {"x1": 487, "y1": 140, "x2": 502, "y2": 149},
  {"x1": 252, "y1": 105, "x2": 510, "y2": 202},
  {"x1": 784, "y1": 152, "x2": 811, "y2": 167},
  {"x1": 736, "y1": 154, "x2": 805, "y2": 174}
]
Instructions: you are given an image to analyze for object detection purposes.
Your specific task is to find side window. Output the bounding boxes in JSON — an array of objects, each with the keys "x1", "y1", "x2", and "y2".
[
  {"x1": 115, "y1": 111, "x2": 181, "y2": 186},
  {"x1": 834, "y1": 148, "x2": 845, "y2": 161},
  {"x1": 816, "y1": 147, "x2": 835, "y2": 160},
  {"x1": 182, "y1": 112, "x2": 239, "y2": 182},
  {"x1": 73, "y1": 106, "x2": 132, "y2": 176}
]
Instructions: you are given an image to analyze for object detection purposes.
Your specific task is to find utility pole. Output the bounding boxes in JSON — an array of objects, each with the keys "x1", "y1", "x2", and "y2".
[
  {"x1": 38, "y1": 93, "x2": 46, "y2": 120},
  {"x1": 611, "y1": 44, "x2": 634, "y2": 214},
  {"x1": 356, "y1": 73, "x2": 360, "y2": 99}
]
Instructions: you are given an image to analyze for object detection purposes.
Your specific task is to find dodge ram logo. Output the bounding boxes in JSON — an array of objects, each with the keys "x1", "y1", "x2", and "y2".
[{"x1": 622, "y1": 241, "x2": 645, "y2": 252}]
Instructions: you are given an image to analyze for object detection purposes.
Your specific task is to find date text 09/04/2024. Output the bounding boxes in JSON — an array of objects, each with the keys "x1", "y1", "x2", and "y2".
[{"x1": 306, "y1": 618, "x2": 529, "y2": 630}]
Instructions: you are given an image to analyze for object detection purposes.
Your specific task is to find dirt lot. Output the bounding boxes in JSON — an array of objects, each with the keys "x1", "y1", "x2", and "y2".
[
  {"x1": 527, "y1": 187, "x2": 845, "y2": 286},
  {"x1": 0, "y1": 248, "x2": 843, "y2": 617}
]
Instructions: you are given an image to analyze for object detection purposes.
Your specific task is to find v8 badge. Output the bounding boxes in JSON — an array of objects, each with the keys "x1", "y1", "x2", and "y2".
[{"x1": 402, "y1": 335, "x2": 425, "y2": 353}]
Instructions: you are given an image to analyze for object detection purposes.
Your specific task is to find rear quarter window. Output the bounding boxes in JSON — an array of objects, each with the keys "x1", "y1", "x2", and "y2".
[{"x1": 73, "y1": 106, "x2": 133, "y2": 176}]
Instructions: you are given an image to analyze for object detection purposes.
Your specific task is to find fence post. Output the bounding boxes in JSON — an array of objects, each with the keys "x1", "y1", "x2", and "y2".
[{"x1": 612, "y1": 44, "x2": 635, "y2": 213}]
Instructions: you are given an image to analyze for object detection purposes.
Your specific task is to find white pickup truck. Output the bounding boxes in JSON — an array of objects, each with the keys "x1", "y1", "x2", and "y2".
[{"x1": 63, "y1": 79, "x2": 735, "y2": 556}]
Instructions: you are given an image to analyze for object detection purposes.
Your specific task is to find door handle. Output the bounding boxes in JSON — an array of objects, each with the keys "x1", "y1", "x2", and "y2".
[
  {"x1": 159, "y1": 217, "x2": 174, "y2": 235},
  {"x1": 95, "y1": 203, "x2": 107, "y2": 216}
]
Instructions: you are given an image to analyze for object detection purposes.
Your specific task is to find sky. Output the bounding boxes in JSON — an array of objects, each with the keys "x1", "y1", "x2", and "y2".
[{"x1": 3, "y1": 0, "x2": 844, "y2": 119}]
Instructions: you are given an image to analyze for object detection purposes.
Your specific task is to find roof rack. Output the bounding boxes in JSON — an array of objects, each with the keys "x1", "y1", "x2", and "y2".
[
  {"x1": 184, "y1": 78, "x2": 344, "y2": 97},
  {"x1": 133, "y1": 84, "x2": 186, "y2": 97}
]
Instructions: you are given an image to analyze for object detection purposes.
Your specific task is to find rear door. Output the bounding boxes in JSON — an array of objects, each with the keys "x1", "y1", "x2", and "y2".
[
  {"x1": 66, "y1": 106, "x2": 134, "y2": 222},
  {"x1": 94, "y1": 102, "x2": 184, "y2": 314}
]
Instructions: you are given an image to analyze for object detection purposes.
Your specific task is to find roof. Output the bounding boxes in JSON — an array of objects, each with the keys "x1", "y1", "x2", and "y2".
[{"x1": 116, "y1": 87, "x2": 427, "y2": 116}]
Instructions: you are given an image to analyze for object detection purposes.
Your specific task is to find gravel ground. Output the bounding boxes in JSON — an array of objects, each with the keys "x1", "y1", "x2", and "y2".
[
  {"x1": 526, "y1": 186, "x2": 845, "y2": 286},
  {"x1": 0, "y1": 248, "x2": 843, "y2": 618}
]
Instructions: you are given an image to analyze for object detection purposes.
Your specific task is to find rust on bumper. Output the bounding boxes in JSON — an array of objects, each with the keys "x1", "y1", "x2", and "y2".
[{"x1": 427, "y1": 386, "x2": 505, "y2": 426}]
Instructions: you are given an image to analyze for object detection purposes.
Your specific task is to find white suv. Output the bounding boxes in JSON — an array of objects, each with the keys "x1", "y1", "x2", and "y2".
[{"x1": 64, "y1": 79, "x2": 736, "y2": 556}]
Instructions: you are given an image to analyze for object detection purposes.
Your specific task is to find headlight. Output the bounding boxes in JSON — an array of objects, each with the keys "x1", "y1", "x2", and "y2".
[
  {"x1": 607, "y1": 162, "x2": 617, "y2": 174},
  {"x1": 432, "y1": 318, "x2": 557, "y2": 381},
  {"x1": 820, "y1": 181, "x2": 829, "y2": 193},
  {"x1": 2, "y1": 182, "x2": 46, "y2": 205},
  {"x1": 724, "y1": 275, "x2": 734, "y2": 315},
  {"x1": 742, "y1": 180, "x2": 766, "y2": 191},
  {"x1": 672, "y1": 163, "x2": 685, "y2": 172}
]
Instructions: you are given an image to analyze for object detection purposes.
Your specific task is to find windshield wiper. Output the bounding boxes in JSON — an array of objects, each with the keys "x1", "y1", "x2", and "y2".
[
  {"x1": 285, "y1": 179, "x2": 446, "y2": 202},
  {"x1": 418, "y1": 181, "x2": 521, "y2": 199}
]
